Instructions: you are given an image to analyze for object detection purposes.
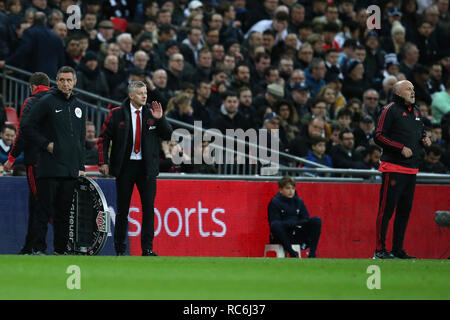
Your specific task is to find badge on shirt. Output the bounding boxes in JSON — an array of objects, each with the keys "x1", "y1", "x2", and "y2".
[{"x1": 75, "y1": 107, "x2": 82, "y2": 118}]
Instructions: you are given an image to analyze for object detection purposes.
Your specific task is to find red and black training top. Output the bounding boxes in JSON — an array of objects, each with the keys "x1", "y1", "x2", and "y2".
[{"x1": 375, "y1": 94, "x2": 426, "y2": 174}]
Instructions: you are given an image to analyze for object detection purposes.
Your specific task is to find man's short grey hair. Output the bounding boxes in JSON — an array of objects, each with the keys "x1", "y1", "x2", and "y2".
[
  {"x1": 128, "y1": 81, "x2": 147, "y2": 94},
  {"x1": 117, "y1": 33, "x2": 132, "y2": 43},
  {"x1": 363, "y1": 88, "x2": 379, "y2": 99}
]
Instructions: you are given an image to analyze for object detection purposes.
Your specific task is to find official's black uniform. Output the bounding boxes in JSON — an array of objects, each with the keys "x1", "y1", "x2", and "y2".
[
  {"x1": 268, "y1": 192, "x2": 322, "y2": 257},
  {"x1": 374, "y1": 94, "x2": 426, "y2": 254},
  {"x1": 22, "y1": 89, "x2": 86, "y2": 254},
  {"x1": 8, "y1": 85, "x2": 51, "y2": 253},
  {"x1": 98, "y1": 98, "x2": 172, "y2": 254}
]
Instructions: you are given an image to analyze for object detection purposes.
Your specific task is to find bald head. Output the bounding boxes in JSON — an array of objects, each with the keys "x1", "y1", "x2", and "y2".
[{"x1": 393, "y1": 80, "x2": 415, "y2": 105}]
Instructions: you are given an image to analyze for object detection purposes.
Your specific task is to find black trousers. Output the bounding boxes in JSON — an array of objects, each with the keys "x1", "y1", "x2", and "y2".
[
  {"x1": 21, "y1": 165, "x2": 40, "y2": 252},
  {"x1": 115, "y1": 159, "x2": 157, "y2": 254},
  {"x1": 270, "y1": 217, "x2": 322, "y2": 256},
  {"x1": 32, "y1": 177, "x2": 77, "y2": 253},
  {"x1": 376, "y1": 172, "x2": 416, "y2": 252}
]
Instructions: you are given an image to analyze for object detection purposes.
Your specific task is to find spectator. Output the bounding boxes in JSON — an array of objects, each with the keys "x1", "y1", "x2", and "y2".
[
  {"x1": 85, "y1": 121, "x2": 98, "y2": 165},
  {"x1": 151, "y1": 68, "x2": 172, "y2": 109},
  {"x1": 330, "y1": 129, "x2": 366, "y2": 169},
  {"x1": 362, "y1": 144, "x2": 382, "y2": 170},
  {"x1": 0, "y1": 11, "x2": 64, "y2": 79},
  {"x1": 243, "y1": 0, "x2": 279, "y2": 33},
  {"x1": 180, "y1": 26, "x2": 204, "y2": 66},
  {"x1": 324, "y1": 48, "x2": 342, "y2": 83},
  {"x1": 253, "y1": 82, "x2": 285, "y2": 117},
  {"x1": 316, "y1": 84, "x2": 337, "y2": 121},
  {"x1": 305, "y1": 57, "x2": 327, "y2": 98},
  {"x1": 230, "y1": 63, "x2": 251, "y2": 92},
  {"x1": 0, "y1": 124, "x2": 24, "y2": 164},
  {"x1": 416, "y1": 19, "x2": 439, "y2": 66},
  {"x1": 431, "y1": 123, "x2": 446, "y2": 149},
  {"x1": 431, "y1": 77, "x2": 450, "y2": 124},
  {"x1": 165, "y1": 92, "x2": 195, "y2": 129},
  {"x1": 290, "y1": 82, "x2": 311, "y2": 120},
  {"x1": 267, "y1": 176, "x2": 322, "y2": 258},
  {"x1": 399, "y1": 42, "x2": 420, "y2": 81},
  {"x1": 383, "y1": 53, "x2": 401, "y2": 80},
  {"x1": 192, "y1": 79, "x2": 215, "y2": 129},
  {"x1": 379, "y1": 75, "x2": 397, "y2": 106},
  {"x1": 278, "y1": 57, "x2": 294, "y2": 82},
  {"x1": 354, "y1": 115, "x2": 375, "y2": 150},
  {"x1": 291, "y1": 116, "x2": 326, "y2": 158},
  {"x1": 159, "y1": 140, "x2": 192, "y2": 173},
  {"x1": 313, "y1": 3, "x2": 342, "y2": 29},
  {"x1": 341, "y1": 58, "x2": 369, "y2": 100},
  {"x1": 165, "y1": 53, "x2": 190, "y2": 92},
  {"x1": 381, "y1": 21, "x2": 406, "y2": 58},
  {"x1": 102, "y1": 54, "x2": 127, "y2": 98},
  {"x1": 52, "y1": 21, "x2": 67, "y2": 43},
  {"x1": 195, "y1": 48, "x2": 213, "y2": 82},
  {"x1": 362, "y1": 89, "x2": 381, "y2": 120},
  {"x1": 64, "y1": 35, "x2": 82, "y2": 70},
  {"x1": 238, "y1": 86, "x2": 258, "y2": 130},
  {"x1": 364, "y1": 31, "x2": 385, "y2": 90},
  {"x1": 273, "y1": 99, "x2": 300, "y2": 152},
  {"x1": 245, "y1": 10, "x2": 289, "y2": 44},
  {"x1": 419, "y1": 145, "x2": 448, "y2": 173},
  {"x1": 304, "y1": 136, "x2": 333, "y2": 170},
  {"x1": 336, "y1": 108, "x2": 352, "y2": 130},
  {"x1": 76, "y1": 51, "x2": 109, "y2": 100},
  {"x1": 411, "y1": 64, "x2": 432, "y2": 106},
  {"x1": 427, "y1": 62, "x2": 446, "y2": 97},
  {"x1": 211, "y1": 90, "x2": 249, "y2": 133},
  {"x1": 89, "y1": 19, "x2": 115, "y2": 53}
]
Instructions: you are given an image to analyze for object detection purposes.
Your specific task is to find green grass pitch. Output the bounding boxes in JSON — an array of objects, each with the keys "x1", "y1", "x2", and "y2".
[{"x1": 0, "y1": 256, "x2": 449, "y2": 300}]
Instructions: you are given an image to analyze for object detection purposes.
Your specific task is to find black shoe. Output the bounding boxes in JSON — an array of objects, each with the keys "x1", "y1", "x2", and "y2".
[
  {"x1": 391, "y1": 249, "x2": 416, "y2": 259},
  {"x1": 116, "y1": 252, "x2": 125, "y2": 256},
  {"x1": 18, "y1": 248, "x2": 32, "y2": 255},
  {"x1": 373, "y1": 250, "x2": 394, "y2": 259},
  {"x1": 142, "y1": 250, "x2": 158, "y2": 256}
]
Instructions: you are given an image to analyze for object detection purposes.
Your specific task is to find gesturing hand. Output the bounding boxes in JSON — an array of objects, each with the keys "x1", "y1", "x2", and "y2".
[
  {"x1": 401, "y1": 146, "x2": 413, "y2": 158},
  {"x1": 150, "y1": 101, "x2": 163, "y2": 119}
]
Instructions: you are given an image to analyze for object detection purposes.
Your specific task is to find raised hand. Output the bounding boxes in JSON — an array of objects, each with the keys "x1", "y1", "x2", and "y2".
[{"x1": 150, "y1": 101, "x2": 163, "y2": 119}]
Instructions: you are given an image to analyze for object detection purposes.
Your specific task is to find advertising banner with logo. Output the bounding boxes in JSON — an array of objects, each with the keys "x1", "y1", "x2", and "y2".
[{"x1": 0, "y1": 178, "x2": 449, "y2": 258}]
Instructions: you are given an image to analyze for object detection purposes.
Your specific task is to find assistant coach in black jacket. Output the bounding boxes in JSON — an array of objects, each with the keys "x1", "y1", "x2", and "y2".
[
  {"x1": 98, "y1": 81, "x2": 173, "y2": 256},
  {"x1": 22, "y1": 66, "x2": 86, "y2": 255},
  {"x1": 373, "y1": 80, "x2": 431, "y2": 260},
  {"x1": 4, "y1": 72, "x2": 51, "y2": 254}
]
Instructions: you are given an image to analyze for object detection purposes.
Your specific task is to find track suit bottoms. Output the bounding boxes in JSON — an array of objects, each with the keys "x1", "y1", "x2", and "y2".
[{"x1": 375, "y1": 172, "x2": 416, "y2": 252}]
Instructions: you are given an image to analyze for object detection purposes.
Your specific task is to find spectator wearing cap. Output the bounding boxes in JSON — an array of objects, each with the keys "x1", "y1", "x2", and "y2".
[
  {"x1": 380, "y1": 6, "x2": 403, "y2": 41},
  {"x1": 211, "y1": 90, "x2": 249, "y2": 133},
  {"x1": 262, "y1": 111, "x2": 290, "y2": 157},
  {"x1": 381, "y1": 21, "x2": 404, "y2": 57},
  {"x1": 184, "y1": 0, "x2": 204, "y2": 19},
  {"x1": 253, "y1": 82, "x2": 285, "y2": 116},
  {"x1": 89, "y1": 19, "x2": 115, "y2": 53},
  {"x1": 353, "y1": 115, "x2": 375, "y2": 150},
  {"x1": 305, "y1": 57, "x2": 327, "y2": 98},
  {"x1": 76, "y1": 50, "x2": 109, "y2": 102},
  {"x1": 382, "y1": 53, "x2": 400, "y2": 79},
  {"x1": 245, "y1": 10, "x2": 289, "y2": 44},
  {"x1": 416, "y1": 19, "x2": 439, "y2": 66},
  {"x1": 364, "y1": 30, "x2": 385, "y2": 90},
  {"x1": 341, "y1": 58, "x2": 368, "y2": 100},
  {"x1": 290, "y1": 82, "x2": 311, "y2": 120}
]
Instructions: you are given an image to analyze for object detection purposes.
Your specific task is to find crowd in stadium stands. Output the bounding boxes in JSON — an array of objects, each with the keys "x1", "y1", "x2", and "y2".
[{"x1": 0, "y1": 0, "x2": 450, "y2": 175}]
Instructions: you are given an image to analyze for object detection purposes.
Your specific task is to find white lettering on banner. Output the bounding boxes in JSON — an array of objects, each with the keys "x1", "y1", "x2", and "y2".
[
  {"x1": 108, "y1": 206, "x2": 116, "y2": 236},
  {"x1": 164, "y1": 207, "x2": 183, "y2": 237},
  {"x1": 198, "y1": 201, "x2": 210, "y2": 237},
  {"x1": 128, "y1": 202, "x2": 227, "y2": 238},
  {"x1": 128, "y1": 207, "x2": 141, "y2": 236},
  {"x1": 184, "y1": 208, "x2": 196, "y2": 237},
  {"x1": 211, "y1": 208, "x2": 226, "y2": 237}
]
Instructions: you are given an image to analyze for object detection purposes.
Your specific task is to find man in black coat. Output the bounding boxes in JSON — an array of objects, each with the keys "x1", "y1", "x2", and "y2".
[
  {"x1": 98, "y1": 81, "x2": 173, "y2": 256},
  {"x1": 0, "y1": 11, "x2": 64, "y2": 80},
  {"x1": 4, "y1": 72, "x2": 51, "y2": 254},
  {"x1": 22, "y1": 66, "x2": 86, "y2": 255}
]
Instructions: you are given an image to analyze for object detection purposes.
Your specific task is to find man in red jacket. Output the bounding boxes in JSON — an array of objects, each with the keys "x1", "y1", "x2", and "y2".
[{"x1": 374, "y1": 80, "x2": 431, "y2": 259}]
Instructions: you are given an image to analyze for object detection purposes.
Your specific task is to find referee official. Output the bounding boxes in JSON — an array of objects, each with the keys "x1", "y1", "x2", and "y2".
[
  {"x1": 22, "y1": 66, "x2": 86, "y2": 255},
  {"x1": 374, "y1": 80, "x2": 431, "y2": 259}
]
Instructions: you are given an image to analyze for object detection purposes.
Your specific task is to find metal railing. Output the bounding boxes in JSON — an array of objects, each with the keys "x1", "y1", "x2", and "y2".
[{"x1": 2, "y1": 64, "x2": 450, "y2": 184}]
